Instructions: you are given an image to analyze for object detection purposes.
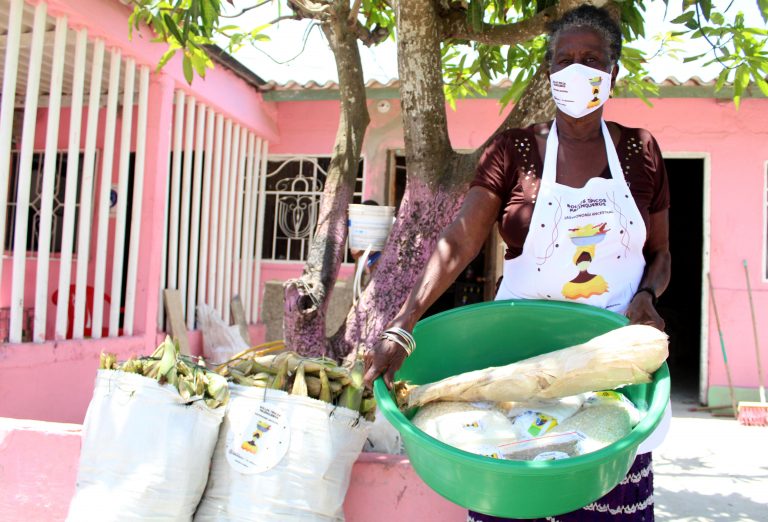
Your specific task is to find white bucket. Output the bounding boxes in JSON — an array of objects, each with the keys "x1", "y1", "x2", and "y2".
[{"x1": 348, "y1": 204, "x2": 395, "y2": 250}]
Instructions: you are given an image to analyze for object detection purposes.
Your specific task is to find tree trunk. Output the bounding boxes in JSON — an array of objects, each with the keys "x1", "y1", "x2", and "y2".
[
  {"x1": 283, "y1": 2, "x2": 370, "y2": 357},
  {"x1": 330, "y1": 0, "x2": 464, "y2": 359}
]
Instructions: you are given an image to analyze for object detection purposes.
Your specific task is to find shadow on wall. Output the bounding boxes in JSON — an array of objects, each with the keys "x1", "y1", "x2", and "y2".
[{"x1": 655, "y1": 486, "x2": 768, "y2": 521}]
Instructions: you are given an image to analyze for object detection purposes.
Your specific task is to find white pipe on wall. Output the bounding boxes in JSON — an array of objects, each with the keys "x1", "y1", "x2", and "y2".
[
  {"x1": 222, "y1": 124, "x2": 241, "y2": 322},
  {"x1": 178, "y1": 96, "x2": 196, "y2": 322},
  {"x1": 186, "y1": 101, "x2": 206, "y2": 330},
  {"x1": 108, "y1": 57, "x2": 136, "y2": 337},
  {"x1": 0, "y1": 0, "x2": 24, "y2": 307},
  {"x1": 215, "y1": 119, "x2": 233, "y2": 317},
  {"x1": 252, "y1": 140, "x2": 269, "y2": 323},
  {"x1": 240, "y1": 133, "x2": 256, "y2": 318},
  {"x1": 245, "y1": 137, "x2": 263, "y2": 321},
  {"x1": 55, "y1": 28, "x2": 88, "y2": 340},
  {"x1": 207, "y1": 114, "x2": 224, "y2": 308},
  {"x1": 72, "y1": 38, "x2": 105, "y2": 339},
  {"x1": 9, "y1": 2, "x2": 48, "y2": 343},
  {"x1": 197, "y1": 107, "x2": 215, "y2": 310},
  {"x1": 167, "y1": 90, "x2": 186, "y2": 295},
  {"x1": 91, "y1": 48, "x2": 122, "y2": 339},
  {"x1": 231, "y1": 126, "x2": 247, "y2": 307},
  {"x1": 123, "y1": 66, "x2": 150, "y2": 336},
  {"x1": 33, "y1": 16, "x2": 68, "y2": 343}
]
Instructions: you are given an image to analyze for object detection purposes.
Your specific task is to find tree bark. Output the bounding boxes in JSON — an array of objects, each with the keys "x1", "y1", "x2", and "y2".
[{"x1": 283, "y1": 1, "x2": 370, "y2": 357}]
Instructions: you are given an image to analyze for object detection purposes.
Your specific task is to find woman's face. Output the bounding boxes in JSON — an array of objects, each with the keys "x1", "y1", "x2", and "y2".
[{"x1": 550, "y1": 27, "x2": 617, "y2": 79}]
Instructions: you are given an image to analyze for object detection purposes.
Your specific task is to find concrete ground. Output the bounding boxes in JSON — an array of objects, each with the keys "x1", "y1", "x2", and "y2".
[{"x1": 654, "y1": 386, "x2": 768, "y2": 521}]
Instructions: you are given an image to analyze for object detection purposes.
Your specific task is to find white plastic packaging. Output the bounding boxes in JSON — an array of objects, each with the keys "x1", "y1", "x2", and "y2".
[
  {"x1": 194, "y1": 386, "x2": 372, "y2": 522},
  {"x1": 67, "y1": 370, "x2": 225, "y2": 522},
  {"x1": 197, "y1": 304, "x2": 249, "y2": 365},
  {"x1": 411, "y1": 401, "x2": 518, "y2": 452}
]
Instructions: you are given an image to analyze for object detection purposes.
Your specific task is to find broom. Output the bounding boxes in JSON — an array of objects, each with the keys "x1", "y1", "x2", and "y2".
[{"x1": 737, "y1": 260, "x2": 768, "y2": 426}]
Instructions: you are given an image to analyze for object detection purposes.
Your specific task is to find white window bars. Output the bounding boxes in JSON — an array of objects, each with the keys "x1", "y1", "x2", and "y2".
[
  {"x1": 0, "y1": 0, "x2": 150, "y2": 343},
  {"x1": 159, "y1": 90, "x2": 269, "y2": 331}
]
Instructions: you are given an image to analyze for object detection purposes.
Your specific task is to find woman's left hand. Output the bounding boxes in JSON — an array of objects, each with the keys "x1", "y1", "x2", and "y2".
[{"x1": 626, "y1": 292, "x2": 665, "y2": 331}]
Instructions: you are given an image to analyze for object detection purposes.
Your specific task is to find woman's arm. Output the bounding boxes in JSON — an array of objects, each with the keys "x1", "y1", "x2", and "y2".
[
  {"x1": 363, "y1": 186, "x2": 501, "y2": 387},
  {"x1": 626, "y1": 209, "x2": 670, "y2": 330}
]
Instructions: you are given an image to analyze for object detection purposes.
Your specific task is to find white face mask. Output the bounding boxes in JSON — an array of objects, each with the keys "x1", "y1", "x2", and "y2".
[{"x1": 549, "y1": 63, "x2": 612, "y2": 119}]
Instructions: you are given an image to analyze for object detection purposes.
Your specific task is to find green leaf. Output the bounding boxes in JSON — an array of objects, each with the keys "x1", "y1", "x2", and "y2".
[
  {"x1": 670, "y1": 11, "x2": 695, "y2": 24},
  {"x1": 759, "y1": 0, "x2": 768, "y2": 23},
  {"x1": 698, "y1": 0, "x2": 712, "y2": 21},
  {"x1": 164, "y1": 13, "x2": 185, "y2": 44},
  {"x1": 182, "y1": 54, "x2": 194, "y2": 84},
  {"x1": 156, "y1": 47, "x2": 178, "y2": 72},
  {"x1": 469, "y1": 0, "x2": 484, "y2": 33},
  {"x1": 714, "y1": 68, "x2": 729, "y2": 92}
]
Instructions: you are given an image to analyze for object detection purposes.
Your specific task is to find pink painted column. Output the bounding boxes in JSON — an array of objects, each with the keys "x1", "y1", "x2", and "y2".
[{"x1": 133, "y1": 73, "x2": 175, "y2": 351}]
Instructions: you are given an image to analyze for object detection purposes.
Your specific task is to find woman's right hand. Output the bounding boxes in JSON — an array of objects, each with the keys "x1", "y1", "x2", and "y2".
[{"x1": 363, "y1": 333, "x2": 409, "y2": 390}]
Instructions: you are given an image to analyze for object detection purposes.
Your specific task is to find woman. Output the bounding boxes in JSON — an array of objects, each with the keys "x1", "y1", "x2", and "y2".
[{"x1": 364, "y1": 5, "x2": 671, "y2": 521}]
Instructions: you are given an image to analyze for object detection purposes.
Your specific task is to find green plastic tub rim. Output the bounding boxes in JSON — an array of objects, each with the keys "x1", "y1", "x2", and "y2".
[{"x1": 374, "y1": 299, "x2": 670, "y2": 510}]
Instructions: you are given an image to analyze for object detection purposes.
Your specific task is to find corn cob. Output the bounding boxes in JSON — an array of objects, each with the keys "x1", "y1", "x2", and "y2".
[
  {"x1": 291, "y1": 362, "x2": 308, "y2": 397},
  {"x1": 403, "y1": 325, "x2": 669, "y2": 408}
]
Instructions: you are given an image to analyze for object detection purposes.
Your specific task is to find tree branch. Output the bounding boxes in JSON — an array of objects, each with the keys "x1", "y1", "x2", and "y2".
[
  {"x1": 440, "y1": 0, "x2": 585, "y2": 45},
  {"x1": 353, "y1": 21, "x2": 389, "y2": 47}
]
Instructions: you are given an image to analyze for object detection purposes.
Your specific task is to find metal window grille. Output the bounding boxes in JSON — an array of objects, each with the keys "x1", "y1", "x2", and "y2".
[
  {"x1": 4, "y1": 151, "x2": 84, "y2": 253},
  {"x1": 261, "y1": 156, "x2": 364, "y2": 262}
]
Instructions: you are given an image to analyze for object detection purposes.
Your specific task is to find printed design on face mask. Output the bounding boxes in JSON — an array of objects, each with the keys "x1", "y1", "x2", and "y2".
[
  {"x1": 536, "y1": 196, "x2": 563, "y2": 267},
  {"x1": 561, "y1": 223, "x2": 610, "y2": 300},
  {"x1": 586, "y1": 76, "x2": 603, "y2": 109}
]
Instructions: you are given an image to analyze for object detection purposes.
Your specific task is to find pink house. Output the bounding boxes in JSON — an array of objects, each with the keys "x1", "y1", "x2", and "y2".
[{"x1": 0, "y1": 0, "x2": 766, "y2": 519}]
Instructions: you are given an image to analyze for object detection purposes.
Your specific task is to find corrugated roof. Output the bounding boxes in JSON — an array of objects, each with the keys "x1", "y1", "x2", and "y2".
[{"x1": 260, "y1": 76, "x2": 720, "y2": 91}]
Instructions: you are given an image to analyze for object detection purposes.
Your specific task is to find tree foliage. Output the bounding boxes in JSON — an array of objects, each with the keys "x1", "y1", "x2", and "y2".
[{"x1": 129, "y1": 0, "x2": 768, "y2": 105}]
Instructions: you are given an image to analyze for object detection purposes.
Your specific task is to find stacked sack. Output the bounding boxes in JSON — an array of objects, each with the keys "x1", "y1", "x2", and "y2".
[
  {"x1": 195, "y1": 350, "x2": 373, "y2": 521},
  {"x1": 67, "y1": 338, "x2": 229, "y2": 521}
]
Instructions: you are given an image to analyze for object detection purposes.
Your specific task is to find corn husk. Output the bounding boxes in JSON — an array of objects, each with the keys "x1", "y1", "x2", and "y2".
[{"x1": 405, "y1": 325, "x2": 668, "y2": 408}]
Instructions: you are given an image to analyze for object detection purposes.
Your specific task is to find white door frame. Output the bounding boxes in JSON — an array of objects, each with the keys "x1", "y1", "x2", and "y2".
[{"x1": 663, "y1": 152, "x2": 711, "y2": 404}]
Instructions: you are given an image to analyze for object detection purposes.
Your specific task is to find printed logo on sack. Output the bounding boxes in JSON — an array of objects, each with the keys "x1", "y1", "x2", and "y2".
[{"x1": 227, "y1": 404, "x2": 290, "y2": 474}]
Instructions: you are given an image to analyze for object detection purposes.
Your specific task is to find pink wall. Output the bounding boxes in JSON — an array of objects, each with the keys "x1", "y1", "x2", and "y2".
[{"x1": 0, "y1": 418, "x2": 465, "y2": 522}]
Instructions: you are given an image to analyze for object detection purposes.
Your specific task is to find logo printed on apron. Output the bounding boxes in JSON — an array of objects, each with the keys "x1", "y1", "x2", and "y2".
[{"x1": 496, "y1": 120, "x2": 646, "y2": 314}]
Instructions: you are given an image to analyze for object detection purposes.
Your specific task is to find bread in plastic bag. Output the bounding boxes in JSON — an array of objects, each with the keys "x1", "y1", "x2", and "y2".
[{"x1": 67, "y1": 370, "x2": 225, "y2": 521}]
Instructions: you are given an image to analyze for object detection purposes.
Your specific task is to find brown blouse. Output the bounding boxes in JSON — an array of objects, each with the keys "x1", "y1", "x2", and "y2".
[{"x1": 471, "y1": 122, "x2": 670, "y2": 260}]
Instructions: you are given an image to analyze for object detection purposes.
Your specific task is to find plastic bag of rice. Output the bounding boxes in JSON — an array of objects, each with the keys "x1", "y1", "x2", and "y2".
[
  {"x1": 411, "y1": 401, "x2": 518, "y2": 454},
  {"x1": 552, "y1": 403, "x2": 634, "y2": 453}
]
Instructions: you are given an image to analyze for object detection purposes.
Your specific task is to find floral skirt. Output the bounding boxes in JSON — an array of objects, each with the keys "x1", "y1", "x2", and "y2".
[{"x1": 467, "y1": 453, "x2": 654, "y2": 522}]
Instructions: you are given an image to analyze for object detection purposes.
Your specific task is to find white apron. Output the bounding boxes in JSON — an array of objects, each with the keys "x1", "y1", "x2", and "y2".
[{"x1": 495, "y1": 120, "x2": 670, "y2": 453}]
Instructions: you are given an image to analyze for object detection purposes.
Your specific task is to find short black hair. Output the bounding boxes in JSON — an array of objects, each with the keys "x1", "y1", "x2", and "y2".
[
  {"x1": 362, "y1": 199, "x2": 379, "y2": 206},
  {"x1": 545, "y1": 5, "x2": 622, "y2": 65}
]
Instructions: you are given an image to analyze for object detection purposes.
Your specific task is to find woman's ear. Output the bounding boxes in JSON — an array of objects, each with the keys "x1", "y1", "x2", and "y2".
[{"x1": 610, "y1": 63, "x2": 619, "y2": 90}]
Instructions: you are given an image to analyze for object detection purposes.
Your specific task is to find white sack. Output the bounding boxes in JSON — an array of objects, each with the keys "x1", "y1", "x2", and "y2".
[
  {"x1": 194, "y1": 386, "x2": 372, "y2": 522},
  {"x1": 67, "y1": 370, "x2": 225, "y2": 522},
  {"x1": 363, "y1": 410, "x2": 403, "y2": 455}
]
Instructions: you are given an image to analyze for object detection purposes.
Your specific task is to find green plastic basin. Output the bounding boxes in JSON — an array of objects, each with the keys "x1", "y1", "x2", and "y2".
[{"x1": 374, "y1": 299, "x2": 670, "y2": 519}]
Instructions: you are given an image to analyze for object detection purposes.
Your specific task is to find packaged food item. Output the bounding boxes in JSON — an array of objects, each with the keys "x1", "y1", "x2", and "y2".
[
  {"x1": 552, "y1": 404, "x2": 633, "y2": 453},
  {"x1": 499, "y1": 431, "x2": 585, "y2": 461},
  {"x1": 498, "y1": 394, "x2": 586, "y2": 423},
  {"x1": 411, "y1": 401, "x2": 518, "y2": 452},
  {"x1": 510, "y1": 410, "x2": 559, "y2": 438},
  {"x1": 583, "y1": 390, "x2": 642, "y2": 426}
]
